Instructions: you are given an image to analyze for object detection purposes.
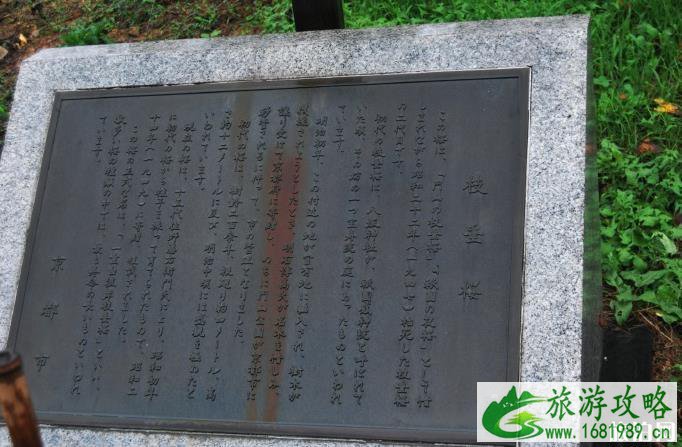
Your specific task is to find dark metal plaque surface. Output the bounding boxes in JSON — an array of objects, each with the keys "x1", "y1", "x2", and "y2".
[{"x1": 9, "y1": 69, "x2": 528, "y2": 444}]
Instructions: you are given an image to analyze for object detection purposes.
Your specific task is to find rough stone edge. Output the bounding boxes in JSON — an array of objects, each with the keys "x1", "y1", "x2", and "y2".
[
  {"x1": 0, "y1": 15, "x2": 592, "y2": 446},
  {"x1": 581, "y1": 19, "x2": 603, "y2": 383},
  {"x1": 25, "y1": 15, "x2": 583, "y2": 62}
]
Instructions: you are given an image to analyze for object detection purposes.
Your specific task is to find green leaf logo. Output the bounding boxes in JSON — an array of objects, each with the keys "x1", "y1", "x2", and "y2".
[{"x1": 482, "y1": 386, "x2": 547, "y2": 439}]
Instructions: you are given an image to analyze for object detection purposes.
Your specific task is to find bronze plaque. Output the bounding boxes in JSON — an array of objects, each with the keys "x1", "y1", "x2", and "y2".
[{"x1": 9, "y1": 69, "x2": 528, "y2": 443}]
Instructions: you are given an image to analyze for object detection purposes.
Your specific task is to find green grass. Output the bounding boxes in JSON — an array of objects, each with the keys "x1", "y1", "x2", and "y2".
[
  {"x1": 81, "y1": 0, "x2": 166, "y2": 29},
  {"x1": 60, "y1": 19, "x2": 113, "y2": 46},
  {"x1": 73, "y1": 0, "x2": 240, "y2": 40},
  {"x1": 249, "y1": 0, "x2": 682, "y2": 327},
  {"x1": 0, "y1": 72, "x2": 10, "y2": 148}
]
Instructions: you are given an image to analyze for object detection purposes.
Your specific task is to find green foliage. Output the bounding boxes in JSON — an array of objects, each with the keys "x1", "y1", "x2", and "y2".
[
  {"x1": 590, "y1": 1, "x2": 680, "y2": 150},
  {"x1": 201, "y1": 29, "x2": 222, "y2": 39},
  {"x1": 246, "y1": 0, "x2": 682, "y2": 326},
  {"x1": 178, "y1": 4, "x2": 221, "y2": 37},
  {"x1": 248, "y1": 0, "x2": 599, "y2": 33},
  {"x1": 599, "y1": 139, "x2": 681, "y2": 324},
  {"x1": 0, "y1": 74, "x2": 8, "y2": 121},
  {"x1": 247, "y1": 0, "x2": 295, "y2": 33},
  {"x1": 82, "y1": 0, "x2": 165, "y2": 29},
  {"x1": 591, "y1": 1, "x2": 681, "y2": 325},
  {"x1": 167, "y1": 2, "x2": 238, "y2": 39},
  {"x1": 60, "y1": 20, "x2": 113, "y2": 46},
  {"x1": 74, "y1": 1, "x2": 239, "y2": 40},
  {"x1": 0, "y1": 72, "x2": 12, "y2": 148}
]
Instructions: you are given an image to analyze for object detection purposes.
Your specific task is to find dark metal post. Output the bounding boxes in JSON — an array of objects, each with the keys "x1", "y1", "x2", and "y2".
[
  {"x1": 292, "y1": 0, "x2": 344, "y2": 31},
  {"x1": 0, "y1": 352, "x2": 42, "y2": 447}
]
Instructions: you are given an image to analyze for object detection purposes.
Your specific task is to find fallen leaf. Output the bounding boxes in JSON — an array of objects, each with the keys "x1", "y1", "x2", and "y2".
[
  {"x1": 17, "y1": 33, "x2": 28, "y2": 48},
  {"x1": 618, "y1": 92, "x2": 628, "y2": 100},
  {"x1": 107, "y1": 28, "x2": 123, "y2": 40},
  {"x1": 674, "y1": 213, "x2": 682, "y2": 226},
  {"x1": 653, "y1": 97, "x2": 680, "y2": 115},
  {"x1": 598, "y1": 311, "x2": 610, "y2": 328},
  {"x1": 637, "y1": 138, "x2": 661, "y2": 154}
]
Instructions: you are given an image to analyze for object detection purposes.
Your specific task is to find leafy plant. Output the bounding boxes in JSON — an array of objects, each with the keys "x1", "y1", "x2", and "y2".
[
  {"x1": 169, "y1": 3, "x2": 233, "y2": 38},
  {"x1": 591, "y1": 1, "x2": 681, "y2": 326},
  {"x1": 201, "y1": 29, "x2": 222, "y2": 39},
  {"x1": 246, "y1": 0, "x2": 295, "y2": 33},
  {"x1": 60, "y1": 20, "x2": 113, "y2": 46},
  {"x1": 194, "y1": 5, "x2": 220, "y2": 31},
  {"x1": 82, "y1": 0, "x2": 165, "y2": 29},
  {"x1": 599, "y1": 139, "x2": 681, "y2": 324},
  {"x1": 0, "y1": 73, "x2": 8, "y2": 121},
  {"x1": 0, "y1": 72, "x2": 11, "y2": 149}
]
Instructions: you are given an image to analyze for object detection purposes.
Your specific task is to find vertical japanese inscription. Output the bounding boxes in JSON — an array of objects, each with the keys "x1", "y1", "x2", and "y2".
[
  {"x1": 329, "y1": 104, "x2": 356, "y2": 406},
  {"x1": 206, "y1": 108, "x2": 234, "y2": 403},
  {"x1": 393, "y1": 103, "x2": 421, "y2": 409},
  {"x1": 288, "y1": 106, "x2": 310, "y2": 403},
  {"x1": 351, "y1": 108, "x2": 386, "y2": 406},
  {"x1": 14, "y1": 71, "x2": 526, "y2": 443}
]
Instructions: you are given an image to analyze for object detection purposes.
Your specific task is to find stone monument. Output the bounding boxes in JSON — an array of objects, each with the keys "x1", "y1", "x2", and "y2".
[{"x1": 0, "y1": 15, "x2": 599, "y2": 446}]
